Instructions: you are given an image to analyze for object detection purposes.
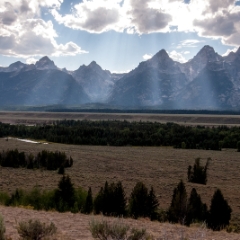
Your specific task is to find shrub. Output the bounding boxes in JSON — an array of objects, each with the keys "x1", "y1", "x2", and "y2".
[
  {"x1": 89, "y1": 219, "x2": 153, "y2": 240},
  {"x1": 0, "y1": 213, "x2": 6, "y2": 240},
  {"x1": 17, "y1": 219, "x2": 57, "y2": 240}
]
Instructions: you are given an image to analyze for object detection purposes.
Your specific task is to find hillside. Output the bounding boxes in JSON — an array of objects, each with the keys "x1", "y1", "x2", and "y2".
[{"x1": 0, "y1": 206, "x2": 239, "y2": 240}]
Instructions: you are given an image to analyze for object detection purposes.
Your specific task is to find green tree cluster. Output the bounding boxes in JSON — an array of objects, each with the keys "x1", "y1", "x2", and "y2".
[
  {"x1": 94, "y1": 181, "x2": 126, "y2": 216},
  {"x1": 188, "y1": 158, "x2": 210, "y2": 185},
  {"x1": 0, "y1": 149, "x2": 73, "y2": 171},
  {"x1": 129, "y1": 182, "x2": 159, "y2": 220},
  {"x1": 168, "y1": 180, "x2": 231, "y2": 230},
  {"x1": 0, "y1": 177, "x2": 232, "y2": 231}
]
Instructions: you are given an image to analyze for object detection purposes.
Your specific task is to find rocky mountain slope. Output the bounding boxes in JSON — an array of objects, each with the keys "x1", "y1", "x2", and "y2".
[
  {"x1": 71, "y1": 61, "x2": 120, "y2": 102},
  {"x1": 1, "y1": 45, "x2": 240, "y2": 109},
  {"x1": 109, "y1": 45, "x2": 240, "y2": 109},
  {"x1": 0, "y1": 57, "x2": 90, "y2": 106}
]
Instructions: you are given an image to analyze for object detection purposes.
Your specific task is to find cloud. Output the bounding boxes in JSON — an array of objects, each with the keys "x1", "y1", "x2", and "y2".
[
  {"x1": 50, "y1": 0, "x2": 240, "y2": 46},
  {"x1": 143, "y1": 54, "x2": 153, "y2": 60},
  {"x1": 52, "y1": 0, "x2": 173, "y2": 34},
  {"x1": 128, "y1": 0, "x2": 172, "y2": 33},
  {"x1": 0, "y1": 0, "x2": 87, "y2": 58},
  {"x1": 52, "y1": 0, "x2": 126, "y2": 33},
  {"x1": 168, "y1": 50, "x2": 187, "y2": 63},
  {"x1": 222, "y1": 47, "x2": 239, "y2": 56},
  {"x1": 26, "y1": 57, "x2": 38, "y2": 64},
  {"x1": 176, "y1": 39, "x2": 204, "y2": 49}
]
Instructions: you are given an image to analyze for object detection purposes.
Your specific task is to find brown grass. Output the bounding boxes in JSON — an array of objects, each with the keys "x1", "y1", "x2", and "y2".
[
  {"x1": 0, "y1": 138, "x2": 240, "y2": 222},
  {"x1": 1, "y1": 111, "x2": 240, "y2": 126},
  {"x1": 1, "y1": 205, "x2": 240, "y2": 240}
]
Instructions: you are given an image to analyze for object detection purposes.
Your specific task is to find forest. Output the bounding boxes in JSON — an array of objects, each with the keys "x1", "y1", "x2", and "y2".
[{"x1": 0, "y1": 120, "x2": 240, "y2": 150}]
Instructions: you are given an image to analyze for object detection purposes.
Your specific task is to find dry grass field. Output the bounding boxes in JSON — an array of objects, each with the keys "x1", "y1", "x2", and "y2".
[
  {"x1": 1, "y1": 205, "x2": 240, "y2": 240},
  {"x1": 0, "y1": 138, "x2": 240, "y2": 222},
  {"x1": 1, "y1": 111, "x2": 240, "y2": 126},
  {"x1": 0, "y1": 112, "x2": 240, "y2": 239}
]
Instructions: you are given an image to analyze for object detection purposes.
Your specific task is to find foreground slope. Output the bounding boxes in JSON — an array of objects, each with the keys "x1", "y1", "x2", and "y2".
[{"x1": 0, "y1": 206, "x2": 239, "y2": 240}]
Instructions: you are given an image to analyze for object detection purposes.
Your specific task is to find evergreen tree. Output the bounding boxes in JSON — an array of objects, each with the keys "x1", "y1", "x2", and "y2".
[
  {"x1": 188, "y1": 158, "x2": 210, "y2": 185},
  {"x1": 186, "y1": 188, "x2": 207, "y2": 226},
  {"x1": 168, "y1": 180, "x2": 187, "y2": 224},
  {"x1": 207, "y1": 189, "x2": 232, "y2": 230},
  {"x1": 237, "y1": 141, "x2": 240, "y2": 152},
  {"x1": 129, "y1": 182, "x2": 149, "y2": 219},
  {"x1": 94, "y1": 187, "x2": 104, "y2": 214},
  {"x1": 58, "y1": 165, "x2": 65, "y2": 175},
  {"x1": 113, "y1": 181, "x2": 126, "y2": 216},
  {"x1": 83, "y1": 187, "x2": 93, "y2": 214},
  {"x1": 55, "y1": 175, "x2": 75, "y2": 212},
  {"x1": 147, "y1": 186, "x2": 159, "y2": 220},
  {"x1": 102, "y1": 181, "x2": 111, "y2": 215}
]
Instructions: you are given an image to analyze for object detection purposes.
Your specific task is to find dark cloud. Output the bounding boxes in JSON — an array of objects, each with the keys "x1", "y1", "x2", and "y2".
[
  {"x1": 194, "y1": 12, "x2": 240, "y2": 37},
  {"x1": 129, "y1": 0, "x2": 172, "y2": 33},
  {"x1": 207, "y1": 0, "x2": 235, "y2": 13},
  {"x1": 0, "y1": 2, "x2": 17, "y2": 25},
  {"x1": 81, "y1": 7, "x2": 120, "y2": 32}
]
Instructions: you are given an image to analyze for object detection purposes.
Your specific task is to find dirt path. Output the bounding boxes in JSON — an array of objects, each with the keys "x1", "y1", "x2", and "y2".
[{"x1": 0, "y1": 206, "x2": 239, "y2": 240}]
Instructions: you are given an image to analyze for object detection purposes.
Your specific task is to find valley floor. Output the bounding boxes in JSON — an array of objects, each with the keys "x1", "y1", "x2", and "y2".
[{"x1": 1, "y1": 111, "x2": 240, "y2": 126}]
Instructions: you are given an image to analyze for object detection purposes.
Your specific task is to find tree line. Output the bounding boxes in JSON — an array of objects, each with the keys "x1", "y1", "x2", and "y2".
[
  {"x1": 0, "y1": 175, "x2": 232, "y2": 231},
  {"x1": 1, "y1": 120, "x2": 240, "y2": 149},
  {"x1": 0, "y1": 149, "x2": 73, "y2": 170}
]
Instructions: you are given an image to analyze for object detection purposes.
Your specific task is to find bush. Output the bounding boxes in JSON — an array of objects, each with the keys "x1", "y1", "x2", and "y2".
[
  {"x1": 89, "y1": 219, "x2": 153, "y2": 240},
  {"x1": 0, "y1": 214, "x2": 6, "y2": 240},
  {"x1": 17, "y1": 219, "x2": 57, "y2": 240}
]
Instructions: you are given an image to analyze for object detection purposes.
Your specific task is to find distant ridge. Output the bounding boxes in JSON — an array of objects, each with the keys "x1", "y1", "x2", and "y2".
[{"x1": 0, "y1": 45, "x2": 240, "y2": 110}]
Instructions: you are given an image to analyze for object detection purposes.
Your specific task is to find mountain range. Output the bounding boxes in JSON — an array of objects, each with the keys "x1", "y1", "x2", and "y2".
[{"x1": 0, "y1": 45, "x2": 240, "y2": 110}]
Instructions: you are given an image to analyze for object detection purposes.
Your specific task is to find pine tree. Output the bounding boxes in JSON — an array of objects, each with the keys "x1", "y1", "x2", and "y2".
[
  {"x1": 129, "y1": 182, "x2": 149, "y2": 219},
  {"x1": 186, "y1": 188, "x2": 207, "y2": 226},
  {"x1": 55, "y1": 175, "x2": 75, "y2": 212},
  {"x1": 113, "y1": 181, "x2": 126, "y2": 216},
  {"x1": 83, "y1": 187, "x2": 93, "y2": 214},
  {"x1": 207, "y1": 189, "x2": 232, "y2": 230},
  {"x1": 94, "y1": 187, "x2": 104, "y2": 214},
  {"x1": 147, "y1": 186, "x2": 159, "y2": 220},
  {"x1": 168, "y1": 180, "x2": 187, "y2": 224},
  {"x1": 102, "y1": 181, "x2": 111, "y2": 215}
]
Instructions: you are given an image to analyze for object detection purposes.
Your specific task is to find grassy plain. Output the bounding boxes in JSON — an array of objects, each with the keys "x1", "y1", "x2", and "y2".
[
  {"x1": 0, "y1": 138, "x2": 240, "y2": 222},
  {"x1": 0, "y1": 112, "x2": 240, "y2": 239},
  {"x1": 1, "y1": 111, "x2": 240, "y2": 126}
]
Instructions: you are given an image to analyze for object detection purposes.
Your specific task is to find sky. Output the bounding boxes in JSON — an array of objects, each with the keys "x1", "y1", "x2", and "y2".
[{"x1": 0, "y1": 0, "x2": 240, "y2": 73}]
